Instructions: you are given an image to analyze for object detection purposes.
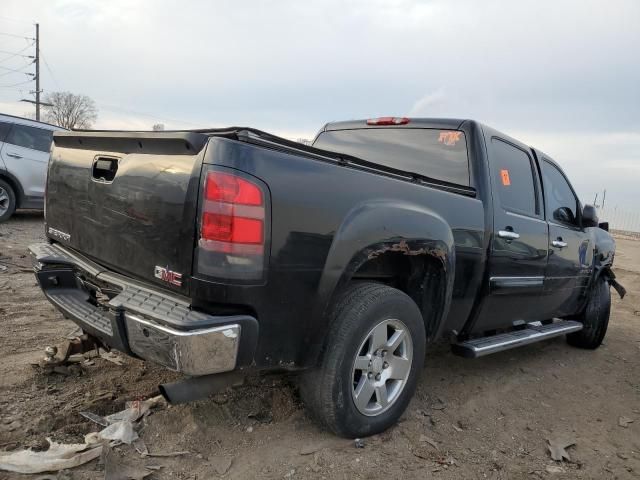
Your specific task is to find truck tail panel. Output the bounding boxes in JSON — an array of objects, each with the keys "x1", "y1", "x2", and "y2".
[{"x1": 45, "y1": 131, "x2": 209, "y2": 295}]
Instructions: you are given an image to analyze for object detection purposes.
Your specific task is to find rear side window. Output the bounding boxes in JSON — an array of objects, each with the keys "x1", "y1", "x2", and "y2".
[
  {"x1": 0, "y1": 121, "x2": 11, "y2": 143},
  {"x1": 490, "y1": 138, "x2": 538, "y2": 217},
  {"x1": 313, "y1": 128, "x2": 470, "y2": 186},
  {"x1": 5, "y1": 124, "x2": 53, "y2": 153}
]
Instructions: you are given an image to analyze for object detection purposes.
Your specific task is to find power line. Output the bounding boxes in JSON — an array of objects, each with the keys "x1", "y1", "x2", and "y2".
[
  {"x1": 0, "y1": 69, "x2": 31, "y2": 79},
  {"x1": 0, "y1": 78, "x2": 33, "y2": 88},
  {"x1": 97, "y1": 102, "x2": 203, "y2": 127},
  {"x1": 0, "y1": 62, "x2": 35, "y2": 74},
  {"x1": 0, "y1": 15, "x2": 34, "y2": 25},
  {"x1": 39, "y1": 49, "x2": 59, "y2": 89},
  {"x1": 0, "y1": 44, "x2": 35, "y2": 63},
  {"x1": 0, "y1": 30, "x2": 35, "y2": 40}
]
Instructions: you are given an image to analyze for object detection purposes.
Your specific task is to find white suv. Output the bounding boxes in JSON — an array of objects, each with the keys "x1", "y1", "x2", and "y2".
[{"x1": 0, "y1": 113, "x2": 63, "y2": 222}]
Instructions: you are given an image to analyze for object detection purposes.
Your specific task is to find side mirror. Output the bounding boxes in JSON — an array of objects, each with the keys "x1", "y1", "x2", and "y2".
[
  {"x1": 598, "y1": 221, "x2": 609, "y2": 231},
  {"x1": 582, "y1": 204, "x2": 598, "y2": 228}
]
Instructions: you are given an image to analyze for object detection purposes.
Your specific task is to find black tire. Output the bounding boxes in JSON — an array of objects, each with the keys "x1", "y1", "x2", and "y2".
[
  {"x1": 0, "y1": 179, "x2": 17, "y2": 223},
  {"x1": 566, "y1": 279, "x2": 611, "y2": 349},
  {"x1": 300, "y1": 282, "x2": 426, "y2": 437}
]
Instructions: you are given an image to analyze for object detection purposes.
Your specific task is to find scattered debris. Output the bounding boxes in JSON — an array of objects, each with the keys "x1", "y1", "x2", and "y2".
[
  {"x1": 300, "y1": 444, "x2": 324, "y2": 456},
  {"x1": 209, "y1": 455, "x2": 233, "y2": 475},
  {"x1": 618, "y1": 416, "x2": 634, "y2": 428},
  {"x1": 79, "y1": 411, "x2": 109, "y2": 427},
  {"x1": 100, "y1": 351, "x2": 125, "y2": 366},
  {"x1": 546, "y1": 435, "x2": 576, "y2": 461},
  {"x1": 431, "y1": 400, "x2": 447, "y2": 411},
  {"x1": 419, "y1": 434, "x2": 439, "y2": 450},
  {"x1": 104, "y1": 396, "x2": 164, "y2": 424},
  {"x1": 43, "y1": 345, "x2": 58, "y2": 363},
  {"x1": 248, "y1": 410, "x2": 273, "y2": 423},
  {"x1": 99, "y1": 420, "x2": 138, "y2": 445},
  {"x1": 65, "y1": 326, "x2": 84, "y2": 340},
  {"x1": 354, "y1": 438, "x2": 365, "y2": 448},
  {"x1": 546, "y1": 465, "x2": 565, "y2": 474},
  {"x1": 133, "y1": 438, "x2": 149, "y2": 456},
  {"x1": 0, "y1": 438, "x2": 102, "y2": 474},
  {"x1": 104, "y1": 447, "x2": 153, "y2": 480},
  {"x1": 37, "y1": 335, "x2": 100, "y2": 369},
  {"x1": 143, "y1": 450, "x2": 189, "y2": 458}
]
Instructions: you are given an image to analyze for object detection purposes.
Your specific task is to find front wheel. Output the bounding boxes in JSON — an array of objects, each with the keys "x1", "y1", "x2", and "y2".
[
  {"x1": 300, "y1": 282, "x2": 426, "y2": 437},
  {"x1": 566, "y1": 278, "x2": 611, "y2": 349},
  {"x1": 0, "y1": 179, "x2": 17, "y2": 223}
]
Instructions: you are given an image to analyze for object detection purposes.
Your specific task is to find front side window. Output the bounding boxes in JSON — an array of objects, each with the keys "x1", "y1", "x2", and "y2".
[
  {"x1": 542, "y1": 160, "x2": 579, "y2": 226},
  {"x1": 5, "y1": 124, "x2": 53, "y2": 153},
  {"x1": 489, "y1": 138, "x2": 538, "y2": 217}
]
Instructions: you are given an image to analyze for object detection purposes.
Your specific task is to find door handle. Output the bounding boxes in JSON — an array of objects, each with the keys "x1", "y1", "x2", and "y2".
[
  {"x1": 6, "y1": 152, "x2": 22, "y2": 159},
  {"x1": 498, "y1": 230, "x2": 520, "y2": 240},
  {"x1": 552, "y1": 238, "x2": 568, "y2": 248}
]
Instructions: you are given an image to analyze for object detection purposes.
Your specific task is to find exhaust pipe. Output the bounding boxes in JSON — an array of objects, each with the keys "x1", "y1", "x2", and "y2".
[{"x1": 159, "y1": 371, "x2": 244, "y2": 404}]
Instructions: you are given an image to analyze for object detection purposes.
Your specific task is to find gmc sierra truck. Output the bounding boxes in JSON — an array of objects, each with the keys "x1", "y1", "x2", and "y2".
[{"x1": 29, "y1": 117, "x2": 624, "y2": 437}]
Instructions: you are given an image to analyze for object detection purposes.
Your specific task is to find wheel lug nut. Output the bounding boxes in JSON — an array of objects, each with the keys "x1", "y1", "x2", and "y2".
[
  {"x1": 383, "y1": 362, "x2": 389, "y2": 369},
  {"x1": 381, "y1": 350, "x2": 387, "y2": 357},
  {"x1": 375, "y1": 373, "x2": 381, "y2": 381},
  {"x1": 367, "y1": 372, "x2": 373, "y2": 379}
]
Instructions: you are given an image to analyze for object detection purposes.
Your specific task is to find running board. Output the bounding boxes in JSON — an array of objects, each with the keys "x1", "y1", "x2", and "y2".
[{"x1": 452, "y1": 320, "x2": 583, "y2": 358}]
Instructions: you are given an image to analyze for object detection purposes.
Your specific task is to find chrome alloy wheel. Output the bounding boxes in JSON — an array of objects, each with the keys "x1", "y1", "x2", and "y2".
[
  {"x1": 0, "y1": 187, "x2": 9, "y2": 216},
  {"x1": 351, "y1": 318, "x2": 413, "y2": 416}
]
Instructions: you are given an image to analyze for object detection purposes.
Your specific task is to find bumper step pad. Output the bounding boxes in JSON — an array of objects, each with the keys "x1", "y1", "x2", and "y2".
[{"x1": 452, "y1": 320, "x2": 583, "y2": 358}]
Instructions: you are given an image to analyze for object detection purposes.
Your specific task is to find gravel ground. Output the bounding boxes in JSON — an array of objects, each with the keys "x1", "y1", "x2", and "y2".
[{"x1": 1, "y1": 211, "x2": 639, "y2": 479}]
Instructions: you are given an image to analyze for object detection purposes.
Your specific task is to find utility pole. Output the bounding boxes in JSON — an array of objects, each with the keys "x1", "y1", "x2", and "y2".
[
  {"x1": 35, "y1": 23, "x2": 40, "y2": 121},
  {"x1": 20, "y1": 24, "x2": 51, "y2": 120}
]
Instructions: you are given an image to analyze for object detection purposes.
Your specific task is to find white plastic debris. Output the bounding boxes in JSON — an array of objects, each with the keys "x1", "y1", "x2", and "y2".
[
  {"x1": 99, "y1": 420, "x2": 139, "y2": 445},
  {"x1": 104, "y1": 396, "x2": 164, "y2": 424},
  {"x1": 0, "y1": 438, "x2": 102, "y2": 474}
]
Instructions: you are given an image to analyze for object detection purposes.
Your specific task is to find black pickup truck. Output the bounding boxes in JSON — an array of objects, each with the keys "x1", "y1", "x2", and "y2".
[{"x1": 29, "y1": 117, "x2": 624, "y2": 437}]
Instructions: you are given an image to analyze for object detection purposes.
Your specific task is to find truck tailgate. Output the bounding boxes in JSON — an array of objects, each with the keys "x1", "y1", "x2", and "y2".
[{"x1": 45, "y1": 131, "x2": 209, "y2": 295}]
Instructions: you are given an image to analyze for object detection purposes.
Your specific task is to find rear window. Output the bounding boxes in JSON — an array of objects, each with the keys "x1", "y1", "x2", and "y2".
[{"x1": 313, "y1": 128, "x2": 470, "y2": 186}]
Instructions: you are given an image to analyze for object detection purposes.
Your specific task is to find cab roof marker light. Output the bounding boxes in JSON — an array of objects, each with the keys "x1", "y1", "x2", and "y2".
[{"x1": 366, "y1": 117, "x2": 410, "y2": 126}]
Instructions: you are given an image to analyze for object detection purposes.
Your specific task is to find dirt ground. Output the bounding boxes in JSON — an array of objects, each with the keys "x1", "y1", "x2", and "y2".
[{"x1": 1, "y1": 212, "x2": 639, "y2": 479}]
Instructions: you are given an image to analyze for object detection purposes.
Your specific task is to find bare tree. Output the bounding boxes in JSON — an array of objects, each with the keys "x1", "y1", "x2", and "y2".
[
  {"x1": 42, "y1": 91, "x2": 98, "y2": 129},
  {"x1": 152, "y1": 123, "x2": 165, "y2": 131}
]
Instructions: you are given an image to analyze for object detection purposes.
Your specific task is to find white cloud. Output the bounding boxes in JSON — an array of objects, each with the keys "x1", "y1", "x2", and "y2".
[{"x1": 0, "y1": 0, "x2": 638, "y2": 207}]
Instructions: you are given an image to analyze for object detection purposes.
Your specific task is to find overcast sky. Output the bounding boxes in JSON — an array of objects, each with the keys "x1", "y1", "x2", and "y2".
[{"x1": 1, "y1": 0, "x2": 639, "y2": 210}]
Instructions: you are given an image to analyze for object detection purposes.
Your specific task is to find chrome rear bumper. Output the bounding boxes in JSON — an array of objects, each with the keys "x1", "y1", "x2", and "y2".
[{"x1": 29, "y1": 242, "x2": 255, "y2": 376}]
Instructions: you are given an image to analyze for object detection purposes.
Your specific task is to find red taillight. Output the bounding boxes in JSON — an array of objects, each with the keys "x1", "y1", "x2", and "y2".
[
  {"x1": 202, "y1": 213, "x2": 263, "y2": 244},
  {"x1": 366, "y1": 117, "x2": 410, "y2": 126},
  {"x1": 205, "y1": 172, "x2": 263, "y2": 205},
  {"x1": 200, "y1": 171, "x2": 265, "y2": 253}
]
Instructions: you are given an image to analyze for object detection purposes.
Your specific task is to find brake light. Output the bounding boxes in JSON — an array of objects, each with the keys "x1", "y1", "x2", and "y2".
[
  {"x1": 204, "y1": 172, "x2": 262, "y2": 206},
  {"x1": 366, "y1": 117, "x2": 410, "y2": 126},
  {"x1": 200, "y1": 171, "x2": 266, "y2": 254}
]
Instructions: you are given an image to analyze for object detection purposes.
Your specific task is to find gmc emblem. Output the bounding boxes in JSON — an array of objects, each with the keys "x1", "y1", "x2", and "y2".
[{"x1": 154, "y1": 265, "x2": 183, "y2": 286}]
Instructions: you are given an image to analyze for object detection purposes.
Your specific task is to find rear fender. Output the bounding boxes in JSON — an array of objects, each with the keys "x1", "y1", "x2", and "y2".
[{"x1": 308, "y1": 200, "x2": 455, "y2": 361}]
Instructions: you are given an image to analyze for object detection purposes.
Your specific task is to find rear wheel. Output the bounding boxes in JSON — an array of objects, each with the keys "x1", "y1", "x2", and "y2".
[
  {"x1": 300, "y1": 282, "x2": 426, "y2": 437},
  {"x1": 566, "y1": 279, "x2": 611, "y2": 349},
  {"x1": 0, "y1": 179, "x2": 17, "y2": 223}
]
